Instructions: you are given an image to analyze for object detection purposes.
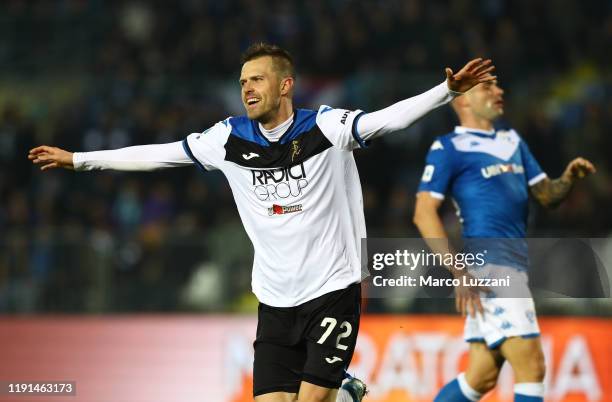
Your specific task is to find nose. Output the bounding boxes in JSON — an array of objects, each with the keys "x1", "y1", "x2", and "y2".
[{"x1": 243, "y1": 80, "x2": 254, "y2": 93}]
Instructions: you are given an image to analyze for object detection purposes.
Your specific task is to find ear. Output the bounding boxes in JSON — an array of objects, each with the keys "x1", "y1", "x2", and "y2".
[
  {"x1": 455, "y1": 93, "x2": 471, "y2": 109},
  {"x1": 450, "y1": 93, "x2": 470, "y2": 117},
  {"x1": 280, "y1": 76, "x2": 294, "y2": 96}
]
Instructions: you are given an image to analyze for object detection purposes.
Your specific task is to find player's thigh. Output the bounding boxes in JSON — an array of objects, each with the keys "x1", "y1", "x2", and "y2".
[
  {"x1": 255, "y1": 391, "x2": 297, "y2": 402},
  {"x1": 297, "y1": 382, "x2": 338, "y2": 402},
  {"x1": 302, "y1": 284, "x2": 361, "y2": 389},
  {"x1": 254, "y1": 303, "x2": 305, "y2": 397},
  {"x1": 499, "y1": 336, "x2": 545, "y2": 382},
  {"x1": 464, "y1": 341, "x2": 505, "y2": 393}
]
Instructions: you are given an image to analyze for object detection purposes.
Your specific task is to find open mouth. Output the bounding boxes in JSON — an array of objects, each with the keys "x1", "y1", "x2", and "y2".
[{"x1": 246, "y1": 98, "x2": 260, "y2": 107}]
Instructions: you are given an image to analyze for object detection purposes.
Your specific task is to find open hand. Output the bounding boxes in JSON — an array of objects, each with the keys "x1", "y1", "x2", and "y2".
[
  {"x1": 563, "y1": 157, "x2": 596, "y2": 181},
  {"x1": 453, "y1": 270, "x2": 487, "y2": 318},
  {"x1": 28, "y1": 145, "x2": 74, "y2": 171},
  {"x1": 446, "y1": 58, "x2": 496, "y2": 93}
]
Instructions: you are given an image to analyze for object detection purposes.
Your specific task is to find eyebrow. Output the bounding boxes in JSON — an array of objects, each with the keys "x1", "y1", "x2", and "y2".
[{"x1": 239, "y1": 74, "x2": 264, "y2": 83}]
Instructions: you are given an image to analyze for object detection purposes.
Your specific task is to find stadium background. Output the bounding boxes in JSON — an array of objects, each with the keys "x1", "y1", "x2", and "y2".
[{"x1": 0, "y1": 1, "x2": 610, "y2": 401}]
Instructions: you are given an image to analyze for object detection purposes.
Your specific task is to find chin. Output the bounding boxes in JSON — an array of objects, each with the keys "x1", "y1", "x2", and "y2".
[
  {"x1": 490, "y1": 109, "x2": 504, "y2": 119},
  {"x1": 245, "y1": 110, "x2": 261, "y2": 120}
]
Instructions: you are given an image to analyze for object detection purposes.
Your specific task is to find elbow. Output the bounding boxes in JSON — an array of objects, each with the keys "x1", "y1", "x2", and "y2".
[
  {"x1": 412, "y1": 211, "x2": 421, "y2": 227},
  {"x1": 535, "y1": 197, "x2": 557, "y2": 210},
  {"x1": 540, "y1": 201, "x2": 554, "y2": 210},
  {"x1": 543, "y1": 201, "x2": 561, "y2": 210},
  {"x1": 412, "y1": 208, "x2": 429, "y2": 229},
  {"x1": 413, "y1": 193, "x2": 441, "y2": 231}
]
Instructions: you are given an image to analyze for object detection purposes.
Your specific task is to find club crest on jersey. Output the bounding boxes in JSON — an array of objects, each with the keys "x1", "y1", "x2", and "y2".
[
  {"x1": 481, "y1": 163, "x2": 525, "y2": 178},
  {"x1": 291, "y1": 140, "x2": 301, "y2": 162},
  {"x1": 268, "y1": 204, "x2": 303, "y2": 216},
  {"x1": 497, "y1": 130, "x2": 514, "y2": 142}
]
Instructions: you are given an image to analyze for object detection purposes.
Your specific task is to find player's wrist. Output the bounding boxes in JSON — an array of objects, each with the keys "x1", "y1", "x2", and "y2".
[
  {"x1": 444, "y1": 80, "x2": 464, "y2": 97},
  {"x1": 71, "y1": 152, "x2": 83, "y2": 170},
  {"x1": 449, "y1": 266, "x2": 468, "y2": 278}
]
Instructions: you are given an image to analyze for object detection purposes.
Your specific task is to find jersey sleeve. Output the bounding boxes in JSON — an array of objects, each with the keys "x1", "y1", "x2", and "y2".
[
  {"x1": 417, "y1": 138, "x2": 455, "y2": 200},
  {"x1": 518, "y1": 137, "x2": 547, "y2": 186},
  {"x1": 182, "y1": 120, "x2": 231, "y2": 171},
  {"x1": 73, "y1": 141, "x2": 192, "y2": 171},
  {"x1": 315, "y1": 105, "x2": 366, "y2": 151}
]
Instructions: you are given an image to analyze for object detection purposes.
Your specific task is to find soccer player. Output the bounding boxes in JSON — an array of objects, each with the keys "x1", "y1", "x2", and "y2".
[
  {"x1": 414, "y1": 80, "x2": 596, "y2": 402},
  {"x1": 29, "y1": 43, "x2": 495, "y2": 402}
]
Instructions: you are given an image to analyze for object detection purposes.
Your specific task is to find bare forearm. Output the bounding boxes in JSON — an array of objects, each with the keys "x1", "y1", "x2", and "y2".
[{"x1": 531, "y1": 176, "x2": 573, "y2": 208}]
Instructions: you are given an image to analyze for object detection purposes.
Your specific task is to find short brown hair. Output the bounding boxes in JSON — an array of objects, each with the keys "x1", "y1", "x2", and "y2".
[{"x1": 241, "y1": 42, "x2": 295, "y2": 79}]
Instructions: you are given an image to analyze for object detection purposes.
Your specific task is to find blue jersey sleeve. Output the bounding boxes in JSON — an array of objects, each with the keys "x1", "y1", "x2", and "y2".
[
  {"x1": 417, "y1": 138, "x2": 455, "y2": 199},
  {"x1": 519, "y1": 138, "x2": 546, "y2": 185}
]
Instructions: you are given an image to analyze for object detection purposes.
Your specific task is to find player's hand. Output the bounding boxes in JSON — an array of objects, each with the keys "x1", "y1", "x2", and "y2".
[
  {"x1": 28, "y1": 145, "x2": 74, "y2": 171},
  {"x1": 453, "y1": 270, "x2": 485, "y2": 318},
  {"x1": 562, "y1": 157, "x2": 596, "y2": 182},
  {"x1": 445, "y1": 58, "x2": 496, "y2": 93}
]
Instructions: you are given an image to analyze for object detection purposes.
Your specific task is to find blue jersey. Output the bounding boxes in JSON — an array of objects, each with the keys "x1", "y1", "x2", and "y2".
[{"x1": 417, "y1": 126, "x2": 547, "y2": 270}]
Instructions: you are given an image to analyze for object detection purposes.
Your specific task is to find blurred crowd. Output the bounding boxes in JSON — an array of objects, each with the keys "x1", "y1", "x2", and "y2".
[{"x1": 0, "y1": 0, "x2": 611, "y2": 313}]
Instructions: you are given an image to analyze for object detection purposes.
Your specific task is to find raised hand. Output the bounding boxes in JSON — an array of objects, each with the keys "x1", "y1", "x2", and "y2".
[
  {"x1": 446, "y1": 58, "x2": 496, "y2": 93},
  {"x1": 28, "y1": 145, "x2": 74, "y2": 171},
  {"x1": 562, "y1": 157, "x2": 596, "y2": 181}
]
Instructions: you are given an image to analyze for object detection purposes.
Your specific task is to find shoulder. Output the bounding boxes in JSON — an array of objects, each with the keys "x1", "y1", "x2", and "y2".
[
  {"x1": 429, "y1": 131, "x2": 459, "y2": 152},
  {"x1": 186, "y1": 118, "x2": 233, "y2": 146},
  {"x1": 293, "y1": 108, "x2": 318, "y2": 131},
  {"x1": 202, "y1": 118, "x2": 234, "y2": 136},
  {"x1": 226, "y1": 115, "x2": 253, "y2": 138},
  {"x1": 315, "y1": 105, "x2": 363, "y2": 128},
  {"x1": 224, "y1": 115, "x2": 268, "y2": 146}
]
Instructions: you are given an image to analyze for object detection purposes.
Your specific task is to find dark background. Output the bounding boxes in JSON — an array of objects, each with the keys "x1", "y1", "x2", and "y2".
[{"x1": 1, "y1": 0, "x2": 610, "y2": 314}]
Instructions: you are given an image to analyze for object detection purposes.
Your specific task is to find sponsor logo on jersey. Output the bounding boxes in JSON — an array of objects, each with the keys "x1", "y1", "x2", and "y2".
[
  {"x1": 252, "y1": 163, "x2": 309, "y2": 201},
  {"x1": 340, "y1": 110, "x2": 350, "y2": 125},
  {"x1": 242, "y1": 152, "x2": 260, "y2": 160},
  {"x1": 325, "y1": 356, "x2": 343, "y2": 364},
  {"x1": 481, "y1": 163, "x2": 524, "y2": 179},
  {"x1": 268, "y1": 204, "x2": 303, "y2": 216},
  {"x1": 421, "y1": 165, "x2": 435, "y2": 182}
]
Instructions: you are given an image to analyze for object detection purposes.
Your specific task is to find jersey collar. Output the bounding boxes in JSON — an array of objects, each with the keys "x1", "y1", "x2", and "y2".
[
  {"x1": 455, "y1": 126, "x2": 496, "y2": 136},
  {"x1": 253, "y1": 110, "x2": 298, "y2": 146},
  {"x1": 259, "y1": 113, "x2": 295, "y2": 140}
]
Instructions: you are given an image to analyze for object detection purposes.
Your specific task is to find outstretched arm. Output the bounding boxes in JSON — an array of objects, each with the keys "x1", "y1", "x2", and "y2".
[
  {"x1": 530, "y1": 157, "x2": 596, "y2": 208},
  {"x1": 28, "y1": 142, "x2": 193, "y2": 172},
  {"x1": 356, "y1": 58, "x2": 496, "y2": 141}
]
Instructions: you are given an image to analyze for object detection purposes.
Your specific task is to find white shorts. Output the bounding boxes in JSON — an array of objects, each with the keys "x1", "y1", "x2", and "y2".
[{"x1": 463, "y1": 264, "x2": 540, "y2": 348}]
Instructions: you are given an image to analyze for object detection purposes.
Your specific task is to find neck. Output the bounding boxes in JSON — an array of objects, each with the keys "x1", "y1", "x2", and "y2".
[
  {"x1": 459, "y1": 115, "x2": 494, "y2": 131},
  {"x1": 260, "y1": 99, "x2": 293, "y2": 130}
]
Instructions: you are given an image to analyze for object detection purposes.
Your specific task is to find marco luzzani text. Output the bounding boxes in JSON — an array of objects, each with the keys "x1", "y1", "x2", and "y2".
[{"x1": 371, "y1": 250, "x2": 511, "y2": 288}]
